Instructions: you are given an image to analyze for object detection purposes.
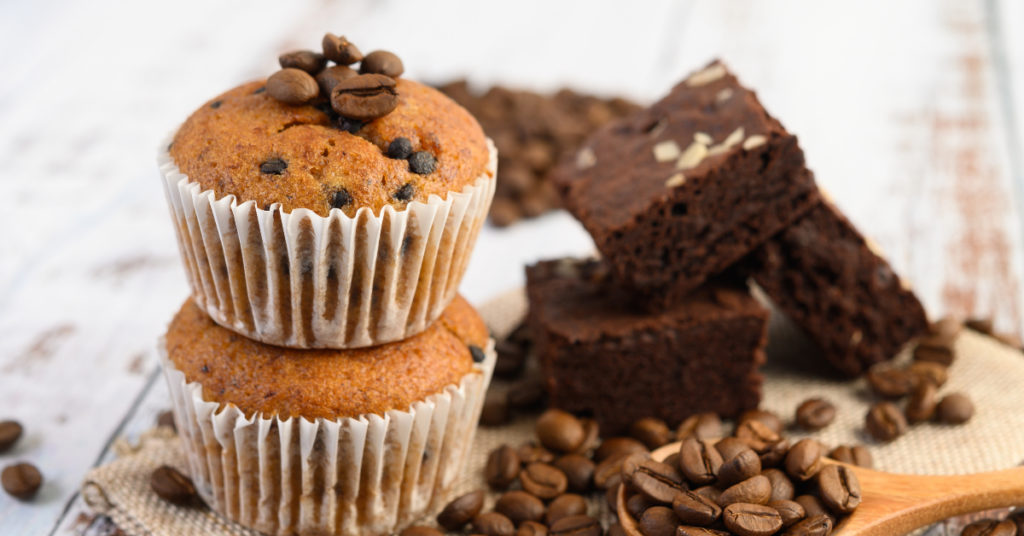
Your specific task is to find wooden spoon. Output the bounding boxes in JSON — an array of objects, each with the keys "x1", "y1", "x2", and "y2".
[{"x1": 617, "y1": 441, "x2": 1024, "y2": 536}]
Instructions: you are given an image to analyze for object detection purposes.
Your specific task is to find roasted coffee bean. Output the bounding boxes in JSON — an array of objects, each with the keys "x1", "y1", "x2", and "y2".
[
  {"x1": 827, "y1": 445, "x2": 873, "y2": 468},
  {"x1": 360, "y1": 50, "x2": 404, "y2": 78},
  {"x1": 409, "y1": 151, "x2": 438, "y2": 174},
  {"x1": 625, "y1": 456, "x2": 687, "y2": 503},
  {"x1": 573, "y1": 418, "x2": 601, "y2": 455},
  {"x1": 546, "y1": 493, "x2": 587, "y2": 525},
  {"x1": 1007, "y1": 509, "x2": 1024, "y2": 533},
  {"x1": 267, "y1": 68, "x2": 319, "y2": 105},
  {"x1": 676, "y1": 412, "x2": 723, "y2": 441},
  {"x1": 762, "y1": 468, "x2": 795, "y2": 501},
  {"x1": 965, "y1": 316, "x2": 994, "y2": 334},
  {"x1": 507, "y1": 378, "x2": 546, "y2": 410},
  {"x1": 717, "y1": 475, "x2": 772, "y2": 507},
  {"x1": 795, "y1": 398, "x2": 836, "y2": 431},
  {"x1": 518, "y1": 442, "x2": 556, "y2": 465},
  {"x1": 0, "y1": 420, "x2": 24, "y2": 452},
  {"x1": 331, "y1": 73, "x2": 398, "y2": 121},
  {"x1": 638, "y1": 506, "x2": 680, "y2": 536},
  {"x1": 936, "y1": 392, "x2": 974, "y2": 424},
  {"x1": 929, "y1": 316, "x2": 963, "y2": 338},
  {"x1": 150, "y1": 465, "x2": 195, "y2": 505},
  {"x1": 735, "y1": 420, "x2": 781, "y2": 453},
  {"x1": 437, "y1": 489, "x2": 485, "y2": 530},
  {"x1": 865, "y1": 402, "x2": 908, "y2": 442},
  {"x1": 739, "y1": 410, "x2": 784, "y2": 435},
  {"x1": 155, "y1": 411, "x2": 175, "y2": 431},
  {"x1": 260, "y1": 157, "x2": 288, "y2": 175},
  {"x1": 907, "y1": 361, "x2": 949, "y2": 388},
  {"x1": 676, "y1": 527, "x2": 730, "y2": 536},
  {"x1": 914, "y1": 331, "x2": 956, "y2": 366},
  {"x1": 719, "y1": 448, "x2": 762, "y2": 488},
  {"x1": 536, "y1": 409, "x2": 586, "y2": 453},
  {"x1": 714, "y1": 437, "x2": 750, "y2": 462},
  {"x1": 905, "y1": 380, "x2": 938, "y2": 423},
  {"x1": 495, "y1": 490, "x2": 545, "y2": 525},
  {"x1": 330, "y1": 189, "x2": 353, "y2": 210},
  {"x1": 516, "y1": 521, "x2": 549, "y2": 536},
  {"x1": 866, "y1": 363, "x2": 917, "y2": 399},
  {"x1": 2, "y1": 462, "x2": 42, "y2": 500},
  {"x1": 693, "y1": 485, "x2": 722, "y2": 504},
  {"x1": 473, "y1": 511, "x2": 515, "y2": 536},
  {"x1": 554, "y1": 454, "x2": 594, "y2": 492},
  {"x1": 672, "y1": 489, "x2": 722, "y2": 525},
  {"x1": 605, "y1": 481, "x2": 622, "y2": 511},
  {"x1": 769, "y1": 499, "x2": 806, "y2": 528},
  {"x1": 782, "y1": 514, "x2": 832, "y2": 536},
  {"x1": 279, "y1": 50, "x2": 327, "y2": 74},
  {"x1": 631, "y1": 417, "x2": 672, "y2": 449},
  {"x1": 399, "y1": 526, "x2": 444, "y2": 536},
  {"x1": 386, "y1": 137, "x2": 413, "y2": 160},
  {"x1": 759, "y1": 438, "x2": 791, "y2": 468},
  {"x1": 605, "y1": 522, "x2": 626, "y2": 536},
  {"x1": 678, "y1": 438, "x2": 723, "y2": 485},
  {"x1": 549, "y1": 514, "x2": 601, "y2": 536},
  {"x1": 595, "y1": 436, "x2": 648, "y2": 462},
  {"x1": 816, "y1": 464, "x2": 861, "y2": 514},
  {"x1": 486, "y1": 445, "x2": 520, "y2": 490},
  {"x1": 961, "y1": 519, "x2": 1017, "y2": 536},
  {"x1": 626, "y1": 492, "x2": 654, "y2": 518},
  {"x1": 315, "y1": 65, "x2": 358, "y2": 95},
  {"x1": 794, "y1": 495, "x2": 834, "y2": 525},
  {"x1": 480, "y1": 392, "x2": 510, "y2": 427},
  {"x1": 785, "y1": 439, "x2": 823, "y2": 481},
  {"x1": 723, "y1": 502, "x2": 783, "y2": 536},
  {"x1": 520, "y1": 462, "x2": 568, "y2": 499},
  {"x1": 322, "y1": 33, "x2": 363, "y2": 65}
]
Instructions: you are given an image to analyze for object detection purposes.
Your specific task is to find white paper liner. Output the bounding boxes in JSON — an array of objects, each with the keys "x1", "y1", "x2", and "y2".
[
  {"x1": 158, "y1": 135, "x2": 497, "y2": 349},
  {"x1": 158, "y1": 338, "x2": 495, "y2": 536}
]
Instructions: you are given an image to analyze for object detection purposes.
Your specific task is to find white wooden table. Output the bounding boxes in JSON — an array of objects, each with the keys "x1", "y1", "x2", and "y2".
[{"x1": 1, "y1": 0, "x2": 1022, "y2": 534}]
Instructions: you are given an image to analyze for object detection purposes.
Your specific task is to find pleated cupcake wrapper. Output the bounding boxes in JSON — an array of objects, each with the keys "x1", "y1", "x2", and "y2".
[
  {"x1": 158, "y1": 338, "x2": 495, "y2": 536},
  {"x1": 158, "y1": 135, "x2": 497, "y2": 349}
]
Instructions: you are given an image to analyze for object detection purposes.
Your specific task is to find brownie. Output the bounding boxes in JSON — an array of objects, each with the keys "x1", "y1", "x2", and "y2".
[
  {"x1": 525, "y1": 258, "x2": 769, "y2": 435},
  {"x1": 742, "y1": 194, "x2": 929, "y2": 377},
  {"x1": 551, "y1": 60, "x2": 819, "y2": 310}
]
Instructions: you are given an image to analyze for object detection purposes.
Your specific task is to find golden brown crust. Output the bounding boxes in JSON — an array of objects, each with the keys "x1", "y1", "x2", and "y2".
[
  {"x1": 169, "y1": 79, "x2": 490, "y2": 217},
  {"x1": 165, "y1": 295, "x2": 488, "y2": 420}
]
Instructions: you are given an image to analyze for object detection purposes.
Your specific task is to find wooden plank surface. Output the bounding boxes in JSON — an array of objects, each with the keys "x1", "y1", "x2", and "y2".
[{"x1": 0, "y1": 0, "x2": 1019, "y2": 534}]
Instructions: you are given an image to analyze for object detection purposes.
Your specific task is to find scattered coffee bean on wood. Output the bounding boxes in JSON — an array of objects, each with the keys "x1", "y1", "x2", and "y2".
[
  {"x1": 936, "y1": 392, "x2": 974, "y2": 424},
  {"x1": 409, "y1": 151, "x2": 438, "y2": 175},
  {"x1": 386, "y1": 137, "x2": 413, "y2": 160},
  {"x1": 0, "y1": 420, "x2": 23, "y2": 453},
  {"x1": 865, "y1": 401, "x2": 908, "y2": 442},
  {"x1": 2, "y1": 462, "x2": 42, "y2": 500},
  {"x1": 485, "y1": 444, "x2": 520, "y2": 489},
  {"x1": 520, "y1": 462, "x2": 568, "y2": 499},
  {"x1": 331, "y1": 73, "x2": 398, "y2": 121},
  {"x1": 322, "y1": 33, "x2": 363, "y2": 65},
  {"x1": 150, "y1": 465, "x2": 196, "y2": 505},
  {"x1": 494, "y1": 490, "x2": 545, "y2": 525},
  {"x1": 795, "y1": 398, "x2": 836, "y2": 431},
  {"x1": 267, "y1": 68, "x2": 320, "y2": 105},
  {"x1": 360, "y1": 50, "x2": 404, "y2": 78},
  {"x1": 437, "y1": 489, "x2": 485, "y2": 530},
  {"x1": 278, "y1": 50, "x2": 326, "y2": 74},
  {"x1": 536, "y1": 409, "x2": 586, "y2": 453}
]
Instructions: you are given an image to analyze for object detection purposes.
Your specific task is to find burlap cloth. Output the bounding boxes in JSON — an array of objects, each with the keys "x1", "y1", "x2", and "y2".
[{"x1": 82, "y1": 289, "x2": 1024, "y2": 535}]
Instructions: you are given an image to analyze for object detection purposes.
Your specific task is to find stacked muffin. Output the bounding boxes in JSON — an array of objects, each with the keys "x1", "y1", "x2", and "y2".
[{"x1": 156, "y1": 34, "x2": 497, "y2": 536}]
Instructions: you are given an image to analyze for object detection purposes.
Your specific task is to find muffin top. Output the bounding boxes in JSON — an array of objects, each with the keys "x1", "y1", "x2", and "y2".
[
  {"x1": 165, "y1": 295, "x2": 488, "y2": 420},
  {"x1": 169, "y1": 78, "x2": 491, "y2": 217}
]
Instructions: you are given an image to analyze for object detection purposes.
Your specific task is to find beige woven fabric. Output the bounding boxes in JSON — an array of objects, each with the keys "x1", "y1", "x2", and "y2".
[{"x1": 82, "y1": 289, "x2": 1024, "y2": 535}]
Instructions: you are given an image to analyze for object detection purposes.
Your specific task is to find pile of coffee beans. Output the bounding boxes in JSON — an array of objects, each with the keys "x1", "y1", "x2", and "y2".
[
  {"x1": 437, "y1": 81, "x2": 640, "y2": 226},
  {"x1": 960, "y1": 509, "x2": 1024, "y2": 536},
  {"x1": 480, "y1": 322, "x2": 549, "y2": 427},
  {"x1": 0, "y1": 419, "x2": 44, "y2": 501}
]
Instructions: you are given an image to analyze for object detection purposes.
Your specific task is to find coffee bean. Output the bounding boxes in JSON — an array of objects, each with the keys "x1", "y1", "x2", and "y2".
[
  {"x1": 554, "y1": 454, "x2": 594, "y2": 492},
  {"x1": 473, "y1": 511, "x2": 515, "y2": 536},
  {"x1": 536, "y1": 409, "x2": 585, "y2": 453},
  {"x1": 849, "y1": 445, "x2": 873, "y2": 468},
  {"x1": 409, "y1": 151, "x2": 438, "y2": 175},
  {"x1": 2, "y1": 462, "x2": 41, "y2": 500},
  {"x1": 676, "y1": 412, "x2": 722, "y2": 441},
  {"x1": 672, "y1": 489, "x2": 722, "y2": 525},
  {"x1": 905, "y1": 380, "x2": 938, "y2": 423},
  {"x1": 486, "y1": 445, "x2": 520, "y2": 490},
  {"x1": 961, "y1": 519, "x2": 1017, "y2": 536},
  {"x1": 386, "y1": 137, "x2": 413, "y2": 160},
  {"x1": 793, "y1": 495, "x2": 834, "y2": 526},
  {"x1": 0, "y1": 421, "x2": 24, "y2": 453},
  {"x1": 782, "y1": 514, "x2": 833, "y2": 536},
  {"x1": 520, "y1": 462, "x2": 568, "y2": 499},
  {"x1": 399, "y1": 526, "x2": 444, "y2": 536},
  {"x1": 866, "y1": 363, "x2": 917, "y2": 399},
  {"x1": 678, "y1": 437, "x2": 723, "y2": 485},
  {"x1": 624, "y1": 456, "x2": 687, "y2": 504},
  {"x1": 546, "y1": 493, "x2": 587, "y2": 525},
  {"x1": 914, "y1": 324, "x2": 958, "y2": 365},
  {"x1": 279, "y1": 50, "x2": 327, "y2": 74},
  {"x1": 719, "y1": 448, "x2": 762, "y2": 488},
  {"x1": 785, "y1": 439, "x2": 824, "y2": 481},
  {"x1": 717, "y1": 475, "x2": 772, "y2": 507},
  {"x1": 638, "y1": 506, "x2": 680, "y2": 536},
  {"x1": 936, "y1": 392, "x2": 974, "y2": 424},
  {"x1": 360, "y1": 50, "x2": 404, "y2": 78},
  {"x1": 267, "y1": 68, "x2": 319, "y2": 105},
  {"x1": 676, "y1": 527, "x2": 730, "y2": 536},
  {"x1": 315, "y1": 65, "x2": 358, "y2": 95},
  {"x1": 693, "y1": 485, "x2": 722, "y2": 504},
  {"x1": 393, "y1": 182, "x2": 416, "y2": 202},
  {"x1": 606, "y1": 480, "x2": 622, "y2": 511},
  {"x1": 630, "y1": 417, "x2": 672, "y2": 449},
  {"x1": 929, "y1": 316, "x2": 963, "y2": 338},
  {"x1": 331, "y1": 73, "x2": 398, "y2": 121},
  {"x1": 330, "y1": 189, "x2": 353, "y2": 210},
  {"x1": 517, "y1": 442, "x2": 556, "y2": 465},
  {"x1": 723, "y1": 502, "x2": 783, "y2": 536},
  {"x1": 769, "y1": 499, "x2": 805, "y2": 528},
  {"x1": 593, "y1": 453, "x2": 628, "y2": 490},
  {"x1": 507, "y1": 378, "x2": 546, "y2": 410},
  {"x1": 516, "y1": 521, "x2": 549, "y2": 536},
  {"x1": 865, "y1": 401, "x2": 908, "y2": 442},
  {"x1": 795, "y1": 398, "x2": 836, "y2": 431},
  {"x1": 150, "y1": 465, "x2": 195, "y2": 505},
  {"x1": 965, "y1": 316, "x2": 994, "y2": 334},
  {"x1": 758, "y1": 438, "x2": 790, "y2": 469},
  {"x1": 573, "y1": 418, "x2": 601, "y2": 455},
  {"x1": 1007, "y1": 509, "x2": 1024, "y2": 533},
  {"x1": 549, "y1": 514, "x2": 601, "y2": 536},
  {"x1": 714, "y1": 437, "x2": 750, "y2": 462},
  {"x1": 816, "y1": 464, "x2": 861, "y2": 515},
  {"x1": 739, "y1": 410, "x2": 784, "y2": 435},
  {"x1": 437, "y1": 489, "x2": 485, "y2": 530},
  {"x1": 322, "y1": 33, "x2": 363, "y2": 65},
  {"x1": 605, "y1": 522, "x2": 626, "y2": 536},
  {"x1": 762, "y1": 468, "x2": 795, "y2": 501},
  {"x1": 494, "y1": 490, "x2": 545, "y2": 525},
  {"x1": 907, "y1": 361, "x2": 949, "y2": 388},
  {"x1": 735, "y1": 420, "x2": 781, "y2": 453},
  {"x1": 595, "y1": 436, "x2": 648, "y2": 462}
]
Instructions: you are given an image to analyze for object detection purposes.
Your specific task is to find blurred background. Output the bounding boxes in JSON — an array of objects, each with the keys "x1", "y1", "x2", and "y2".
[{"x1": 0, "y1": 0, "x2": 1022, "y2": 533}]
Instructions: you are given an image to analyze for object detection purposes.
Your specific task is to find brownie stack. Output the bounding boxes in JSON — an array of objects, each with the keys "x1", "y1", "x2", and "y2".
[{"x1": 527, "y1": 61, "x2": 927, "y2": 434}]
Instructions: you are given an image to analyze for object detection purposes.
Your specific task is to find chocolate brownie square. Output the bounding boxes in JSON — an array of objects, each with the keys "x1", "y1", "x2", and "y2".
[
  {"x1": 551, "y1": 60, "x2": 819, "y2": 310},
  {"x1": 525, "y1": 258, "x2": 768, "y2": 435},
  {"x1": 742, "y1": 195, "x2": 929, "y2": 377}
]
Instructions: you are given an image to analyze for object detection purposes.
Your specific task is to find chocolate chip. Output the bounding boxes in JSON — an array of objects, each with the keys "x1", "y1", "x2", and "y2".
[
  {"x1": 260, "y1": 158, "x2": 288, "y2": 175},
  {"x1": 278, "y1": 50, "x2": 327, "y2": 74},
  {"x1": 266, "y1": 68, "x2": 320, "y2": 105},
  {"x1": 322, "y1": 33, "x2": 363, "y2": 65},
  {"x1": 331, "y1": 189, "x2": 353, "y2": 210},
  {"x1": 150, "y1": 465, "x2": 196, "y2": 505},
  {"x1": 387, "y1": 137, "x2": 413, "y2": 159},
  {"x1": 253, "y1": 86, "x2": 266, "y2": 94},
  {"x1": 336, "y1": 116, "x2": 364, "y2": 134},
  {"x1": 409, "y1": 151, "x2": 437, "y2": 174},
  {"x1": 469, "y1": 345, "x2": 486, "y2": 363},
  {"x1": 393, "y1": 182, "x2": 415, "y2": 202},
  {"x1": 331, "y1": 73, "x2": 398, "y2": 121},
  {"x1": 209, "y1": 100, "x2": 222, "y2": 109},
  {"x1": 0, "y1": 421, "x2": 23, "y2": 453},
  {"x1": 360, "y1": 50, "x2": 405, "y2": 78},
  {"x1": 316, "y1": 65, "x2": 358, "y2": 95},
  {"x1": 2, "y1": 463, "x2": 41, "y2": 500}
]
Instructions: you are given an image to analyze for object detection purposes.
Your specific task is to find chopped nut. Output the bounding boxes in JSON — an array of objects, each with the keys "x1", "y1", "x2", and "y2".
[
  {"x1": 665, "y1": 173, "x2": 686, "y2": 188},
  {"x1": 716, "y1": 88, "x2": 734, "y2": 103},
  {"x1": 722, "y1": 127, "x2": 745, "y2": 148},
  {"x1": 742, "y1": 135, "x2": 767, "y2": 150},
  {"x1": 653, "y1": 141, "x2": 682, "y2": 162},
  {"x1": 851, "y1": 330, "x2": 863, "y2": 345},
  {"x1": 676, "y1": 141, "x2": 709, "y2": 170},
  {"x1": 687, "y1": 64, "x2": 727, "y2": 87},
  {"x1": 694, "y1": 132, "x2": 713, "y2": 146},
  {"x1": 576, "y1": 147, "x2": 596, "y2": 169}
]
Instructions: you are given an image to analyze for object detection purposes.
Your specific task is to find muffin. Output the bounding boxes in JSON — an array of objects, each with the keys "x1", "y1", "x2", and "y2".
[
  {"x1": 160, "y1": 294, "x2": 495, "y2": 536},
  {"x1": 159, "y1": 38, "x2": 496, "y2": 349}
]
